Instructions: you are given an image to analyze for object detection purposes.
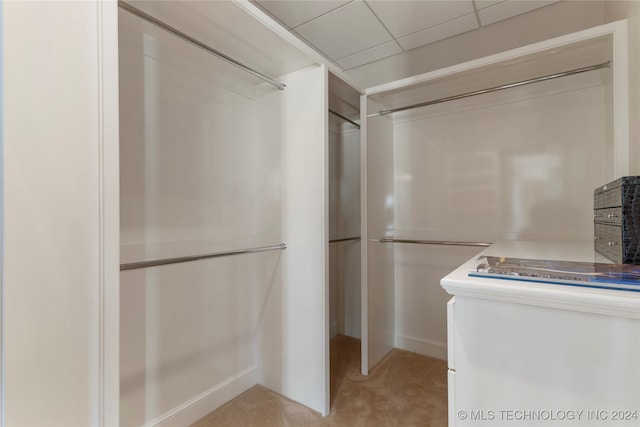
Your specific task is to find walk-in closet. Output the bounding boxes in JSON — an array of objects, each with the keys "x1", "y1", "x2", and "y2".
[
  {"x1": 360, "y1": 20, "x2": 631, "y2": 371},
  {"x1": 117, "y1": 1, "x2": 332, "y2": 424},
  {"x1": 3, "y1": 1, "x2": 640, "y2": 426}
]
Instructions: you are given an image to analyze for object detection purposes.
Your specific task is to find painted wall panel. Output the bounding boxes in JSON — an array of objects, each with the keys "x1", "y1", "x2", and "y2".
[
  {"x1": 330, "y1": 127, "x2": 361, "y2": 240},
  {"x1": 394, "y1": 244, "x2": 481, "y2": 360},
  {"x1": 119, "y1": 10, "x2": 269, "y2": 257},
  {"x1": 120, "y1": 256, "x2": 271, "y2": 426},
  {"x1": 334, "y1": 242, "x2": 362, "y2": 338},
  {"x1": 255, "y1": 65, "x2": 329, "y2": 415},
  {"x1": 394, "y1": 85, "x2": 607, "y2": 244},
  {"x1": 365, "y1": 102, "x2": 395, "y2": 371},
  {"x1": 366, "y1": 242, "x2": 396, "y2": 369},
  {"x1": 392, "y1": 84, "x2": 609, "y2": 361},
  {"x1": 3, "y1": 1, "x2": 119, "y2": 425},
  {"x1": 329, "y1": 123, "x2": 361, "y2": 339},
  {"x1": 119, "y1": 10, "x2": 286, "y2": 425},
  {"x1": 605, "y1": 2, "x2": 640, "y2": 175}
]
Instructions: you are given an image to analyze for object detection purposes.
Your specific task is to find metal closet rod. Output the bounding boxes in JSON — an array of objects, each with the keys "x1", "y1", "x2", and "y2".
[
  {"x1": 371, "y1": 60, "x2": 611, "y2": 117},
  {"x1": 120, "y1": 243, "x2": 286, "y2": 271},
  {"x1": 329, "y1": 109, "x2": 361, "y2": 128},
  {"x1": 329, "y1": 236, "x2": 361, "y2": 244},
  {"x1": 377, "y1": 237, "x2": 492, "y2": 248},
  {"x1": 118, "y1": 0, "x2": 286, "y2": 91}
]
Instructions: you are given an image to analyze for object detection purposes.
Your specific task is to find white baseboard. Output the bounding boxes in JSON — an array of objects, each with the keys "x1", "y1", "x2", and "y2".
[
  {"x1": 395, "y1": 334, "x2": 447, "y2": 361},
  {"x1": 146, "y1": 366, "x2": 257, "y2": 427}
]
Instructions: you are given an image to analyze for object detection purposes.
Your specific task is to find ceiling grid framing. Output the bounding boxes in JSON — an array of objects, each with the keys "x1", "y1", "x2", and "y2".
[{"x1": 253, "y1": 0, "x2": 561, "y2": 71}]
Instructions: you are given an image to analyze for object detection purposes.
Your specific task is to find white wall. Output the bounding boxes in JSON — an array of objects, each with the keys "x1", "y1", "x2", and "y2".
[
  {"x1": 255, "y1": 64, "x2": 329, "y2": 416},
  {"x1": 0, "y1": 2, "x2": 4, "y2": 416},
  {"x1": 356, "y1": 0, "x2": 640, "y2": 364},
  {"x1": 118, "y1": 11, "x2": 269, "y2": 425},
  {"x1": 119, "y1": 8, "x2": 329, "y2": 422},
  {"x1": 392, "y1": 82, "x2": 609, "y2": 360},
  {"x1": 363, "y1": 100, "x2": 396, "y2": 372},
  {"x1": 605, "y1": 1, "x2": 640, "y2": 175},
  {"x1": 3, "y1": 1, "x2": 119, "y2": 425}
]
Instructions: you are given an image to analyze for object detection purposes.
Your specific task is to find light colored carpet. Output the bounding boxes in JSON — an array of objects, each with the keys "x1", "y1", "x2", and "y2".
[{"x1": 191, "y1": 335, "x2": 448, "y2": 427}]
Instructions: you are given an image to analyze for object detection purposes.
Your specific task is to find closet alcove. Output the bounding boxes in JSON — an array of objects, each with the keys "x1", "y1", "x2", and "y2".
[
  {"x1": 360, "y1": 20, "x2": 630, "y2": 373},
  {"x1": 328, "y1": 72, "x2": 362, "y2": 354},
  {"x1": 117, "y1": 1, "x2": 343, "y2": 424}
]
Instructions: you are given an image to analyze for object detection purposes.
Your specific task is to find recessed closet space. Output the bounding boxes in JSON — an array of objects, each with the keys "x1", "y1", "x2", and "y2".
[
  {"x1": 328, "y1": 73, "x2": 362, "y2": 343},
  {"x1": 361, "y1": 21, "x2": 629, "y2": 369},
  {"x1": 118, "y1": 1, "x2": 330, "y2": 425}
]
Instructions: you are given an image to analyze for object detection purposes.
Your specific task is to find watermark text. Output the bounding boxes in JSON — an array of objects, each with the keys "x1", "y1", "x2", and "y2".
[{"x1": 456, "y1": 409, "x2": 639, "y2": 423}]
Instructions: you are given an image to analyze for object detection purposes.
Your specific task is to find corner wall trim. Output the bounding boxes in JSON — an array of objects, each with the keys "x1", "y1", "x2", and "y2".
[{"x1": 0, "y1": 1, "x2": 5, "y2": 423}]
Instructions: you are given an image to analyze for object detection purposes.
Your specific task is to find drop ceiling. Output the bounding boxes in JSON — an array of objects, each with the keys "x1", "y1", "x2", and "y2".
[{"x1": 253, "y1": 0, "x2": 560, "y2": 70}]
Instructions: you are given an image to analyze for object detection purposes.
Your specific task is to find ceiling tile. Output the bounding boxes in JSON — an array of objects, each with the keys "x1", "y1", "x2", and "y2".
[
  {"x1": 295, "y1": 0, "x2": 392, "y2": 60},
  {"x1": 478, "y1": 0, "x2": 559, "y2": 26},
  {"x1": 366, "y1": 0, "x2": 475, "y2": 38},
  {"x1": 335, "y1": 40, "x2": 402, "y2": 69},
  {"x1": 473, "y1": 0, "x2": 505, "y2": 10},
  {"x1": 254, "y1": 0, "x2": 352, "y2": 29},
  {"x1": 397, "y1": 13, "x2": 478, "y2": 51}
]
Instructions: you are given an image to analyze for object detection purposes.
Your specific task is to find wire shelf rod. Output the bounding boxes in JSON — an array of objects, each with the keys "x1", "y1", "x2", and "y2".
[
  {"x1": 120, "y1": 243, "x2": 286, "y2": 271},
  {"x1": 329, "y1": 236, "x2": 361, "y2": 244},
  {"x1": 369, "y1": 61, "x2": 611, "y2": 117},
  {"x1": 329, "y1": 109, "x2": 361, "y2": 128},
  {"x1": 375, "y1": 237, "x2": 492, "y2": 248}
]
